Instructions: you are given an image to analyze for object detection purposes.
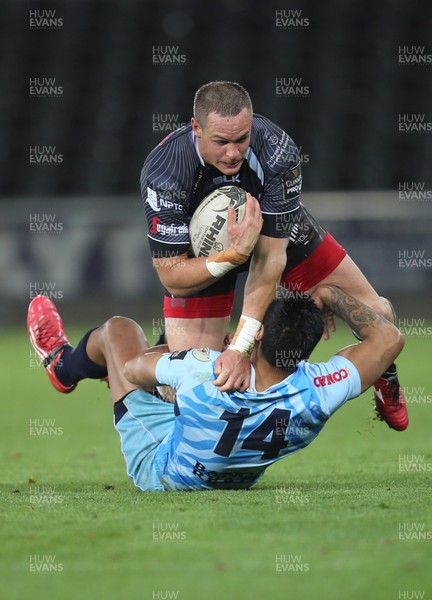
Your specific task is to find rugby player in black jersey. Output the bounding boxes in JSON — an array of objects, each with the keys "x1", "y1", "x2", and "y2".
[{"x1": 140, "y1": 81, "x2": 408, "y2": 431}]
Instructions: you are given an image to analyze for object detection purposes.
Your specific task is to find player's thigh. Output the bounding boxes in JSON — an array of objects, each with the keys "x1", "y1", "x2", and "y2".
[
  {"x1": 165, "y1": 316, "x2": 230, "y2": 351},
  {"x1": 307, "y1": 255, "x2": 381, "y2": 306},
  {"x1": 115, "y1": 389, "x2": 174, "y2": 491}
]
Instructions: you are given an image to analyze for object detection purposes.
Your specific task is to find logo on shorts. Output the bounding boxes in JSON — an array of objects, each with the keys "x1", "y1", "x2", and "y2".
[{"x1": 313, "y1": 368, "x2": 350, "y2": 387}]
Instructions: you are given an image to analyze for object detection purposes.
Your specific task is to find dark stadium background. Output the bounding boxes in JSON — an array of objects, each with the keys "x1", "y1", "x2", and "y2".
[{"x1": 1, "y1": 0, "x2": 431, "y2": 326}]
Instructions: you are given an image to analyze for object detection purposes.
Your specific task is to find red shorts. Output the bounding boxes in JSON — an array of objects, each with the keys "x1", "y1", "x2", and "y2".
[
  {"x1": 164, "y1": 232, "x2": 346, "y2": 318},
  {"x1": 281, "y1": 232, "x2": 346, "y2": 292},
  {"x1": 164, "y1": 291, "x2": 235, "y2": 319}
]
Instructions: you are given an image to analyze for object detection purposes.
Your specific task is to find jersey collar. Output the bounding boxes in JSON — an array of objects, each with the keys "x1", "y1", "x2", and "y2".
[{"x1": 192, "y1": 130, "x2": 205, "y2": 166}]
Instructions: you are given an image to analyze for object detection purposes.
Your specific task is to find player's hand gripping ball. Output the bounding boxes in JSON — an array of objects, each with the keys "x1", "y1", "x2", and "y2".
[{"x1": 189, "y1": 186, "x2": 247, "y2": 257}]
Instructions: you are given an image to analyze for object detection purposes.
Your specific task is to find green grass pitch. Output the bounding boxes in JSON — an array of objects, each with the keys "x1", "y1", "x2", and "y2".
[{"x1": 1, "y1": 320, "x2": 431, "y2": 600}]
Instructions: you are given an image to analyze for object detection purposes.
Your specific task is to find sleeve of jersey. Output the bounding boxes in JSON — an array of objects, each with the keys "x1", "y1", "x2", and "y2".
[
  {"x1": 140, "y1": 144, "x2": 190, "y2": 258},
  {"x1": 306, "y1": 355, "x2": 362, "y2": 417},
  {"x1": 252, "y1": 116, "x2": 302, "y2": 238},
  {"x1": 154, "y1": 348, "x2": 220, "y2": 392}
]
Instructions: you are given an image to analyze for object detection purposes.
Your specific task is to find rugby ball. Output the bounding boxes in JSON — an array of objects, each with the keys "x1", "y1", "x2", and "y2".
[{"x1": 189, "y1": 186, "x2": 247, "y2": 257}]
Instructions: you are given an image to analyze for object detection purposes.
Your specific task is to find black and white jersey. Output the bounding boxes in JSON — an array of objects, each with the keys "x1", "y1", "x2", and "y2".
[{"x1": 140, "y1": 113, "x2": 303, "y2": 258}]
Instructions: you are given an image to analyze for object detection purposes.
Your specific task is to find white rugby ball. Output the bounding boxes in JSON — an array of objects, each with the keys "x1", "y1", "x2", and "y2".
[{"x1": 189, "y1": 186, "x2": 247, "y2": 257}]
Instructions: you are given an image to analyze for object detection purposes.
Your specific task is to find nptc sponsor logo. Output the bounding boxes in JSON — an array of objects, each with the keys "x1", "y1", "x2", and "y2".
[{"x1": 146, "y1": 188, "x2": 183, "y2": 212}]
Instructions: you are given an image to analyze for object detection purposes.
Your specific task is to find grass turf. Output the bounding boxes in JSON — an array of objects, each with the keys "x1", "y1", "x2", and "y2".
[{"x1": 1, "y1": 322, "x2": 431, "y2": 600}]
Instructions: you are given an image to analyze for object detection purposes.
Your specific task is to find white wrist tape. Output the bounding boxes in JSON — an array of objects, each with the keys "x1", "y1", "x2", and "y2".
[
  {"x1": 228, "y1": 315, "x2": 262, "y2": 356},
  {"x1": 205, "y1": 247, "x2": 250, "y2": 278},
  {"x1": 205, "y1": 259, "x2": 235, "y2": 278}
]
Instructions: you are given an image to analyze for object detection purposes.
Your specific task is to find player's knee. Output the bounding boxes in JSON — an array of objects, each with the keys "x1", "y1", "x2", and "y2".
[{"x1": 103, "y1": 316, "x2": 142, "y2": 339}]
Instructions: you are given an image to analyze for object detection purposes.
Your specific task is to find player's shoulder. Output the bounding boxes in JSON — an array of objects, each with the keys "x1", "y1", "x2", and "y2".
[
  {"x1": 158, "y1": 123, "x2": 193, "y2": 148},
  {"x1": 141, "y1": 124, "x2": 193, "y2": 170},
  {"x1": 141, "y1": 124, "x2": 197, "y2": 194},
  {"x1": 250, "y1": 113, "x2": 299, "y2": 166},
  {"x1": 251, "y1": 113, "x2": 281, "y2": 136},
  {"x1": 151, "y1": 123, "x2": 193, "y2": 152}
]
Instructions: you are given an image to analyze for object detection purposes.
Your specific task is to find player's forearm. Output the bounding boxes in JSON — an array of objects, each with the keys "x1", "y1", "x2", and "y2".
[
  {"x1": 318, "y1": 285, "x2": 405, "y2": 392},
  {"x1": 241, "y1": 252, "x2": 286, "y2": 321},
  {"x1": 229, "y1": 251, "x2": 285, "y2": 356},
  {"x1": 156, "y1": 256, "x2": 220, "y2": 296},
  {"x1": 319, "y1": 285, "x2": 401, "y2": 343},
  {"x1": 155, "y1": 249, "x2": 249, "y2": 296}
]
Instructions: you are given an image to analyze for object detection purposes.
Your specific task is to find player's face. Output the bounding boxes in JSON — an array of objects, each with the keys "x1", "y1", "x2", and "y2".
[{"x1": 192, "y1": 109, "x2": 252, "y2": 175}]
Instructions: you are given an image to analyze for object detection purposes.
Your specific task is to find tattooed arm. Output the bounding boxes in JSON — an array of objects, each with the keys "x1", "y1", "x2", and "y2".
[{"x1": 314, "y1": 285, "x2": 405, "y2": 393}]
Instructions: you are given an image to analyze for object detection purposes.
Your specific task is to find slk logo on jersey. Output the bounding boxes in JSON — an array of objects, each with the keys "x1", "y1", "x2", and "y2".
[
  {"x1": 212, "y1": 174, "x2": 241, "y2": 185},
  {"x1": 313, "y1": 368, "x2": 349, "y2": 387},
  {"x1": 146, "y1": 187, "x2": 160, "y2": 211}
]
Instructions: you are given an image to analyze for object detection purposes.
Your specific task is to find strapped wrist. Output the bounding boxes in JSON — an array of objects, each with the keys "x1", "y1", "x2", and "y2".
[
  {"x1": 205, "y1": 247, "x2": 250, "y2": 278},
  {"x1": 228, "y1": 314, "x2": 262, "y2": 357}
]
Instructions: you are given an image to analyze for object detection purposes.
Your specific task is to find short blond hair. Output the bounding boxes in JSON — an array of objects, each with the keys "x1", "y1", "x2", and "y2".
[{"x1": 193, "y1": 81, "x2": 253, "y2": 126}]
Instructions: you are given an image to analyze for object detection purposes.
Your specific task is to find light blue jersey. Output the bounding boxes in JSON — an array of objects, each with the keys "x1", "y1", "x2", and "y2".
[{"x1": 147, "y1": 348, "x2": 361, "y2": 491}]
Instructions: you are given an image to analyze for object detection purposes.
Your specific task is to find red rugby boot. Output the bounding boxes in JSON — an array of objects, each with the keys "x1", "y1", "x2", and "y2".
[
  {"x1": 27, "y1": 295, "x2": 76, "y2": 393},
  {"x1": 373, "y1": 375, "x2": 409, "y2": 431}
]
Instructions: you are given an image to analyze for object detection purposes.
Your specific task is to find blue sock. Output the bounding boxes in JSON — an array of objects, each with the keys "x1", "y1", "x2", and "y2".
[{"x1": 55, "y1": 328, "x2": 108, "y2": 387}]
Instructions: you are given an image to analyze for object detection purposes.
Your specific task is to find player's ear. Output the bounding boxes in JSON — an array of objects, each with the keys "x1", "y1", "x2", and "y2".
[
  {"x1": 191, "y1": 117, "x2": 201, "y2": 136},
  {"x1": 255, "y1": 325, "x2": 264, "y2": 342}
]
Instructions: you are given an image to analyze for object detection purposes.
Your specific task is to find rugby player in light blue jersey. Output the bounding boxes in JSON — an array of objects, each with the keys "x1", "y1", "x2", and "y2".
[{"x1": 27, "y1": 286, "x2": 404, "y2": 491}]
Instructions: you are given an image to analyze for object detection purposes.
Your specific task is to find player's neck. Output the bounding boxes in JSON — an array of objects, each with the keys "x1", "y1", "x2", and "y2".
[{"x1": 252, "y1": 352, "x2": 294, "y2": 392}]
